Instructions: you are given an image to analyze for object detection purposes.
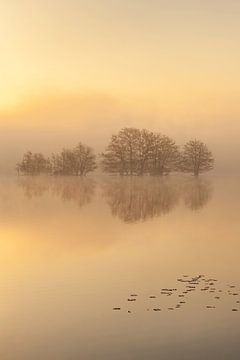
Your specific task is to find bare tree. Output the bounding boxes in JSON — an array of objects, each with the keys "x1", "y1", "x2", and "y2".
[
  {"x1": 16, "y1": 134, "x2": 215, "y2": 179},
  {"x1": 119, "y1": 128, "x2": 140, "y2": 175},
  {"x1": 16, "y1": 151, "x2": 33, "y2": 175},
  {"x1": 149, "y1": 134, "x2": 180, "y2": 175},
  {"x1": 101, "y1": 134, "x2": 126, "y2": 175},
  {"x1": 136, "y1": 129, "x2": 155, "y2": 175},
  {"x1": 52, "y1": 142, "x2": 97, "y2": 176},
  {"x1": 51, "y1": 149, "x2": 75, "y2": 175},
  {"x1": 181, "y1": 140, "x2": 214, "y2": 176},
  {"x1": 16, "y1": 151, "x2": 51, "y2": 175},
  {"x1": 73, "y1": 143, "x2": 97, "y2": 176},
  {"x1": 101, "y1": 128, "x2": 141, "y2": 175},
  {"x1": 17, "y1": 142, "x2": 96, "y2": 176},
  {"x1": 102, "y1": 128, "x2": 180, "y2": 176}
]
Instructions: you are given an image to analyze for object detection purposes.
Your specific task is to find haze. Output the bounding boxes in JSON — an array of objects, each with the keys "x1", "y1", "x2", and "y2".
[{"x1": 0, "y1": 0, "x2": 240, "y2": 174}]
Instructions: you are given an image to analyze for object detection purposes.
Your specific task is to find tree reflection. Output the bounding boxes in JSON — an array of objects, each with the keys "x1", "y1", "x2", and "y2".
[
  {"x1": 102, "y1": 177, "x2": 181, "y2": 223},
  {"x1": 51, "y1": 177, "x2": 95, "y2": 208},
  {"x1": 182, "y1": 177, "x2": 213, "y2": 211},
  {"x1": 17, "y1": 176, "x2": 95, "y2": 208},
  {"x1": 17, "y1": 175, "x2": 213, "y2": 222},
  {"x1": 17, "y1": 176, "x2": 50, "y2": 199}
]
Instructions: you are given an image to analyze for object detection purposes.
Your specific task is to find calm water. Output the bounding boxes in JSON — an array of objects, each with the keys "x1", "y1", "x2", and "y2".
[{"x1": 0, "y1": 175, "x2": 240, "y2": 360}]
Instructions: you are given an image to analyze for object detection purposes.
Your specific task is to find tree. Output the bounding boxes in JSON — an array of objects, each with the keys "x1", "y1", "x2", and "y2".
[
  {"x1": 51, "y1": 149, "x2": 76, "y2": 175},
  {"x1": 149, "y1": 134, "x2": 180, "y2": 175},
  {"x1": 16, "y1": 151, "x2": 51, "y2": 175},
  {"x1": 51, "y1": 142, "x2": 97, "y2": 176},
  {"x1": 136, "y1": 129, "x2": 155, "y2": 175},
  {"x1": 73, "y1": 143, "x2": 97, "y2": 176},
  {"x1": 102, "y1": 128, "x2": 180, "y2": 176},
  {"x1": 101, "y1": 134, "x2": 126, "y2": 175},
  {"x1": 181, "y1": 140, "x2": 214, "y2": 176},
  {"x1": 101, "y1": 128, "x2": 141, "y2": 175}
]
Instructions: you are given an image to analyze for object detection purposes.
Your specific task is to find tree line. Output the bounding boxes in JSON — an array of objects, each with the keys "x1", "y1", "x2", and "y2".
[
  {"x1": 16, "y1": 143, "x2": 97, "y2": 176},
  {"x1": 16, "y1": 128, "x2": 214, "y2": 176}
]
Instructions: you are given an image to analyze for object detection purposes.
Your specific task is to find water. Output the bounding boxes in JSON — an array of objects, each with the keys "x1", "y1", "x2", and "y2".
[{"x1": 0, "y1": 175, "x2": 240, "y2": 360}]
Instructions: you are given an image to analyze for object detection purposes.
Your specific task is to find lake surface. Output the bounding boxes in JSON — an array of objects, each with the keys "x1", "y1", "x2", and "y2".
[{"x1": 0, "y1": 175, "x2": 240, "y2": 360}]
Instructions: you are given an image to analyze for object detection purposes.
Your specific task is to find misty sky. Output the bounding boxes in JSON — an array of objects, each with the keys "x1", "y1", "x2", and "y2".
[{"x1": 0, "y1": 0, "x2": 240, "y2": 173}]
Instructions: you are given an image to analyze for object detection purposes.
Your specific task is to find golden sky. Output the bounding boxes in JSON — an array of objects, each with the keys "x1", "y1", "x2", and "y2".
[
  {"x1": 0, "y1": 1, "x2": 240, "y2": 172},
  {"x1": 1, "y1": 1, "x2": 240, "y2": 116}
]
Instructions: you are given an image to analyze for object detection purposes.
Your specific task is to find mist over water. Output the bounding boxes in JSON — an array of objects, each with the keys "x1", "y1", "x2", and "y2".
[
  {"x1": 1, "y1": 0, "x2": 240, "y2": 358},
  {"x1": 1, "y1": 175, "x2": 240, "y2": 359},
  {"x1": 0, "y1": 94, "x2": 240, "y2": 175}
]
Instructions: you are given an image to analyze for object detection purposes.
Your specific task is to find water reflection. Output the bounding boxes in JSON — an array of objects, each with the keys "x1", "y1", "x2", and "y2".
[
  {"x1": 102, "y1": 177, "x2": 181, "y2": 223},
  {"x1": 51, "y1": 177, "x2": 95, "y2": 208},
  {"x1": 1, "y1": 176, "x2": 240, "y2": 360},
  {"x1": 17, "y1": 176, "x2": 96, "y2": 208},
  {"x1": 17, "y1": 176, "x2": 213, "y2": 222},
  {"x1": 17, "y1": 176, "x2": 50, "y2": 199},
  {"x1": 102, "y1": 176, "x2": 213, "y2": 222},
  {"x1": 183, "y1": 178, "x2": 213, "y2": 211}
]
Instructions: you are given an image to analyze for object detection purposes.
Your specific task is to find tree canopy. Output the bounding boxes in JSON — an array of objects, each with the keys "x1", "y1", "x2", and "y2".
[
  {"x1": 16, "y1": 131, "x2": 214, "y2": 177},
  {"x1": 101, "y1": 128, "x2": 180, "y2": 176},
  {"x1": 17, "y1": 143, "x2": 97, "y2": 176},
  {"x1": 180, "y1": 140, "x2": 214, "y2": 176},
  {"x1": 16, "y1": 152, "x2": 51, "y2": 175}
]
